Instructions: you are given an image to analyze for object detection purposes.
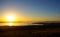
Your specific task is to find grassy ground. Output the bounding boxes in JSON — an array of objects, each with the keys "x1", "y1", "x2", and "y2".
[{"x1": 0, "y1": 25, "x2": 60, "y2": 37}]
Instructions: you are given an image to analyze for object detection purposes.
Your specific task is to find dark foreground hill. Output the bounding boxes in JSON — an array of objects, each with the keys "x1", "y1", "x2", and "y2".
[{"x1": 0, "y1": 23, "x2": 60, "y2": 37}]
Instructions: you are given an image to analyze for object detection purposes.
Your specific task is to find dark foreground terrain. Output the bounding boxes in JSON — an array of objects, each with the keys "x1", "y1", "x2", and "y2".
[{"x1": 0, "y1": 23, "x2": 60, "y2": 37}]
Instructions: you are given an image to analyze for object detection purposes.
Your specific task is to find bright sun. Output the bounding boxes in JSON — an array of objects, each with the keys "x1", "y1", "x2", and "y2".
[
  {"x1": 6, "y1": 15, "x2": 15, "y2": 26},
  {"x1": 7, "y1": 15, "x2": 15, "y2": 22}
]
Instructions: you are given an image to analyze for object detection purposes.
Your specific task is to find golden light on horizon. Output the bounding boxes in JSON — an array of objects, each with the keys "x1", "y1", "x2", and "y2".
[{"x1": 9, "y1": 23, "x2": 13, "y2": 26}]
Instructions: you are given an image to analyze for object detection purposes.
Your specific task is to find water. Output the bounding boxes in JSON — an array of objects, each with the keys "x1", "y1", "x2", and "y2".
[
  {"x1": 0, "y1": 23, "x2": 30, "y2": 26},
  {"x1": 0, "y1": 22, "x2": 44, "y2": 26}
]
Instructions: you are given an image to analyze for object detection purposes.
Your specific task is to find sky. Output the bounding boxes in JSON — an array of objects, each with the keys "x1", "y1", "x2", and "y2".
[{"x1": 0, "y1": 0, "x2": 60, "y2": 22}]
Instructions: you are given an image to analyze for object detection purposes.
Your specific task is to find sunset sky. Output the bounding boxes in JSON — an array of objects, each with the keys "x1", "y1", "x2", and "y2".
[{"x1": 0, "y1": 0, "x2": 60, "y2": 22}]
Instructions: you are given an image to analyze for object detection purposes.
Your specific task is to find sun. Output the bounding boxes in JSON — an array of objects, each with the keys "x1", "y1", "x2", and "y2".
[{"x1": 7, "y1": 15, "x2": 15, "y2": 22}]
